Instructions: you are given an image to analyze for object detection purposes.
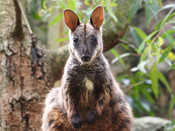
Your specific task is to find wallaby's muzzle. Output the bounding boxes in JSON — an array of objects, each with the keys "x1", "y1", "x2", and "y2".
[{"x1": 81, "y1": 55, "x2": 91, "y2": 62}]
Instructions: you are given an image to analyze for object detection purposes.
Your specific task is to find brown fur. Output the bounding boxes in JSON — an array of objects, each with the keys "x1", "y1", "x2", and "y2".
[{"x1": 42, "y1": 6, "x2": 133, "y2": 131}]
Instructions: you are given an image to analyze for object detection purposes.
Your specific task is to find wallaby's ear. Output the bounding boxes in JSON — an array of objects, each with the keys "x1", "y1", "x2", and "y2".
[
  {"x1": 64, "y1": 9, "x2": 80, "y2": 31},
  {"x1": 90, "y1": 6, "x2": 104, "y2": 30}
]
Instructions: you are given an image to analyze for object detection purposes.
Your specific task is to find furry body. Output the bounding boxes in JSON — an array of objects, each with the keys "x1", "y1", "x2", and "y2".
[
  {"x1": 42, "y1": 55, "x2": 133, "y2": 131},
  {"x1": 42, "y1": 6, "x2": 133, "y2": 131}
]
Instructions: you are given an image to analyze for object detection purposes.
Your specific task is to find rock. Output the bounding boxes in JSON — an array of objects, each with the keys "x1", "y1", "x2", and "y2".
[{"x1": 132, "y1": 116, "x2": 171, "y2": 131}]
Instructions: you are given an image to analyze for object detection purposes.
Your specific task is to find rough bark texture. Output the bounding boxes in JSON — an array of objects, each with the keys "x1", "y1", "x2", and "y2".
[{"x1": 0, "y1": 0, "x2": 132, "y2": 130}]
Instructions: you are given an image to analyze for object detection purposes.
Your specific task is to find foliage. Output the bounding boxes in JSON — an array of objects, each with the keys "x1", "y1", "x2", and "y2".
[
  {"x1": 112, "y1": 1, "x2": 175, "y2": 117},
  {"x1": 27, "y1": 0, "x2": 119, "y2": 43},
  {"x1": 28, "y1": 0, "x2": 175, "y2": 118},
  {"x1": 164, "y1": 119, "x2": 175, "y2": 131}
]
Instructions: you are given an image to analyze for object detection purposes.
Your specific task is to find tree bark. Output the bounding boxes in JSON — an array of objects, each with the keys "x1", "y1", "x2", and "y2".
[{"x1": 0, "y1": 0, "x2": 132, "y2": 130}]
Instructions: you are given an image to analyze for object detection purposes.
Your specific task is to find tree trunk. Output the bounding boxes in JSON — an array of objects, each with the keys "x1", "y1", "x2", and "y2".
[{"x1": 0, "y1": 0, "x2": 132, "y2": 130}]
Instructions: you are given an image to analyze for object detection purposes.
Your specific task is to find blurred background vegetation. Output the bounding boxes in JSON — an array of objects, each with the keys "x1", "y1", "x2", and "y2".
[{"x1": 26, "y1": 0, "x2": 175, "y2": 130}]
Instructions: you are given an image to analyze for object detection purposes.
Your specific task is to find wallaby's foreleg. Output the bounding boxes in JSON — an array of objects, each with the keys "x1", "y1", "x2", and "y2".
[
  {"x1": 64, "y1": 90, "x2": 83, "y2": 129},
  {"x1": 86, "y1": 87, "x2": 111, "y2": 124}
]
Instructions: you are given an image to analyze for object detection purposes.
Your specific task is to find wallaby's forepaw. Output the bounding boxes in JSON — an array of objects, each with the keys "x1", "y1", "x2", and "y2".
[
  {"x1": 71, "y1": 113, "x2": 83, "y2": 129},
  {"x1": 86, "y1": 110, "x2": 99, "y2": 124}
]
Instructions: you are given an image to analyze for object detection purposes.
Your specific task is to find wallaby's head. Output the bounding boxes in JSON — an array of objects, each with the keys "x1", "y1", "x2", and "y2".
[{"x1": 64, "y1": 6, "x2": 104, "y2": 64}]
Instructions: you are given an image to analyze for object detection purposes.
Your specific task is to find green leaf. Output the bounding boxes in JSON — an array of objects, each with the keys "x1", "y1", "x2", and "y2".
[
  {"x1": 132, "y1": 27, "x2": 147, "y2": 40},
  {"x1": 129, "y1": 0, "x2": 141, "y2": 21},
  {"x1": 110, "y1": 49, "x2": 126, "y2": 68},
  {"x1": 67, "y1": 0, "x2": 76, "y2": 11},
  {"x1": 138, "y1": 30, "x2": 158, "y2": 53},
  {"x1": 169, "y1": 64, "x2": 175, "y2": 70},
  {"x1": 144, "y1": 1, "x2": 161, "y2": 26},
  {"x1": 145, "y1": 3, "x2": 152, "y2": 26},
  {"x1": 158, "y1": 41, "x2": 174, "y2": 63},
  {"x1": 129, "y1": 27, "x2": 143, "y2": 47},
  {"x1": 59, "y1": 1, "x2": 66, "y2": 9},
  {"x1": 141, "y1": 89, "x2": 155, "y2": 104},
  {"x1": 140, "y1": 46, "x2": 149, "y2": 61},
  {"x1": 84, "y1": 0, "x2": 90, "y2": 6},
  {"x1": 158, "y1": 37, "x2": 163, "y2": 47},
  {"x1": 165, "y1": 31, "x2": 175, "y2": 45},
  {"x1": 49, "y1": 14, "x2": 63, "y2": 27},
  {"x1": 105, "y1": 0, "x2": 118, "y2": 22},
  {"x1": 121, "y1": 44, "x2": 129, "y2": 51},
  {"x1": 157, "y1": 71, "x2": 171, "y2": 93},
  {"x1": 150, "y1": 63, "x2": 159, "y2": 98},
  {"x1": 155, "y1": 10, "x2": 175, "y2": 30},
  {"x1": 158, "y1": 51, "x2": 169, "y2": 63},
  {"x1": 56, "y1": 37, "x2": 69, "y2": 43},
  {"x1": 41, "y1": 0, "x2": 46, "y2": 9},
  {"x1": 32, "y1": 11, "x2": 42, "y2": 20},
  {"x1": 160, "y1": 30, "x2": 175, "y2": 38},
  {"x1": 150, "y1": 63, "x2": 171, "y2": 99},
  {"x1": 157, "y1": 0, "x2": 162, "y2": 6},
  {"x1": 169, "y1": 94, "x2": 175, "y2": 118}
]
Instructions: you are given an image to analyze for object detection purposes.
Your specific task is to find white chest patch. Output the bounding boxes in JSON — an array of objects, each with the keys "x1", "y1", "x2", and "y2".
[{"x1": 84, "y1": 77, "x2": 94, "y2": 91}]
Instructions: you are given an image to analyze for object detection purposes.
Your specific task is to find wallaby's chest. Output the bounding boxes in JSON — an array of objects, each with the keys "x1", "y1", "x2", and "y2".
[
  {"x1": 72, "y1": 69, "x2": 95, "y2": 90},
  {"x1": 83, "y1": 76, "x2": 94, "y2": 91}
]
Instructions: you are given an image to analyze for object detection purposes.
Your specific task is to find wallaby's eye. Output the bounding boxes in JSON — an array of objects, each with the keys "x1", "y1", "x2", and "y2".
[
  {"x1": 73, "y1": 37, "x2": 78, "y2": 43},
  {"x1": 92, "y1": 36, "x2": 97, "y2": 42}
]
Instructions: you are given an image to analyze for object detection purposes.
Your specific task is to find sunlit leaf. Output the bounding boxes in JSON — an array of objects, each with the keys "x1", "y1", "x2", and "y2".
[
  {"x1": 84, "y1": 0, "x2": 90, "y2": 6},
  {"x1": 67, "y1": 0, "x2": 76, "y2": 11},
  {"x1": 56, "y1": 37, "x2": 69, "y2": 43},
  {"x1": 140, "y1": 46, "x2": 149, "y2": 61},
  {"x1": 132, "y1": 27, "x2": 147, "y2": 40},
  {"x1": 168, "y1": 52, "x2": 175, "y2": 61},
  {"x1": 41, "y1": 0, "x2": 46, "y2": 9},
  {"x1": 138, "y1": 30, "x2": 158, "y2": 53},
  {"x1": 158, "y1": 37, "x2": 163, "y2": 47},
  {"x1": 49, "y1": 14, "x2": 63, "y2": 27}
]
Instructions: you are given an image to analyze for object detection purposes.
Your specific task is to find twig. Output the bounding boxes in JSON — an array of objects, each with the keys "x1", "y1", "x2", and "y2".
[
  {"x1": 123, "y1": 80, "x2": 146, "y2": 93},
  {"x1": 118, "y1": 39, "x2": 136, "y2": 50},
  {"x1": 16, "y1": 0, "x2": 33, "y2": 35}
]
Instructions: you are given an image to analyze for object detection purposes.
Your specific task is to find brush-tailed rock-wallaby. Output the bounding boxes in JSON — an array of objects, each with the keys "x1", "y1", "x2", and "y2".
[{"x1": 42, "y1": 6, "x2": 133, "y2": 131}]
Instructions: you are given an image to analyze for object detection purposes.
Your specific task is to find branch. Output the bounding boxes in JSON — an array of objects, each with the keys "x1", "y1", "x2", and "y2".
[
  {"x1": 13, "y1": 0, "x2": 24, "y2": 40},
  {"x1": 123, "y1": 80, "x2": 146, "y2": 93},
  {"x1": 13, "y1": 0, "x2": 34, "y2": 41},
  {"x1": 103, "y1": 0, "x2": 133, "y2": 52}
]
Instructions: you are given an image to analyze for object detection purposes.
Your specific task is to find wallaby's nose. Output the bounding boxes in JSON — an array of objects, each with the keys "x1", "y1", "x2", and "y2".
[{"x1": 81, "y1": 55, "x2": 91, "y2": 62}]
